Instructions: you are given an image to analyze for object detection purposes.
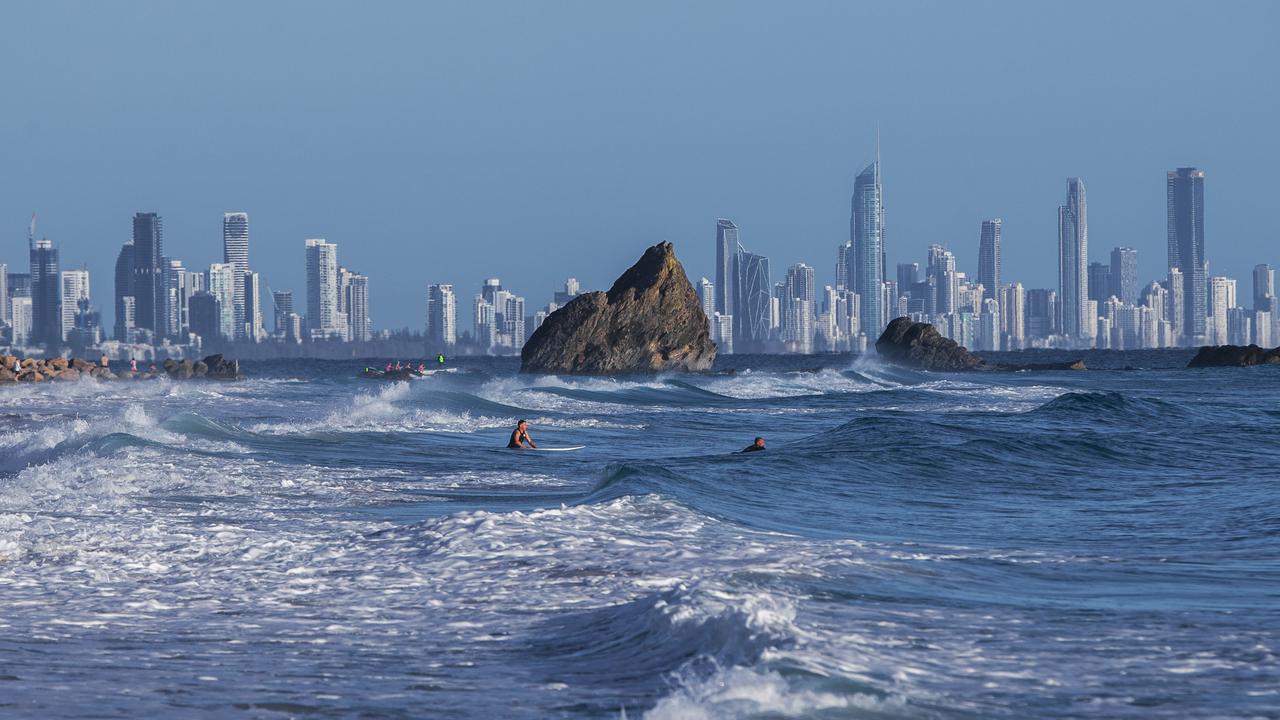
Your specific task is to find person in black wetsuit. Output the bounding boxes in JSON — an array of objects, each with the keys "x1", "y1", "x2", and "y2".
[
  {"x1": 508, "y1": 420, "x2": 537, "y2": 449},
  {"x1": 741, "y1": 437, "x2": 766, "y2": 453}
]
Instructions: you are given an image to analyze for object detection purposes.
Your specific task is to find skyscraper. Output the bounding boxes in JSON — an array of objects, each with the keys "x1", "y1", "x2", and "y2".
[
  {"x1": 132, "y1": 213, "x2": 164, "y2": 338},
  {"x1": 1058, "y1": 178, "x2": 1088, "y2": 342},
  {"x1": 1088, "y1": 262, "x2": 1112, "y2": 303},
  {"x1": 1110, "y1": 247, "x2": 1138, "y2": 305},
  {"x1": 696, "y1": 277, "x2": 714, "y2": 327},
  {"x1": 427, "y1": 284, "x2": 457, "y2": 347},
  {"x1": 344, "y1": 271, "x2": 370, "y2": 342},
  {"x1": 835, "y1": 242, "x2": 851, "y2": 291},
  {"x1": 1254, "y1": 264, "x2": 1275, "y2": 312},
  {"x1": 244, "y1": 271, "x2": 265, "y2": 342},
  {"x1": 59, "y1": 270, "x2": 90, "y2": 343},
  {"x1": 1167, "y1": 168, "x2": 1206, "y2": 342},
  {"x1": 851, "y1": 158, "x2": 884, "y2": 336},
  {"x1": 1166, "y1": 268, "x2": 1185, "y2": 341},
  {"x1": 223, "y1": 212, "x2": 250, "y2": 339},
  {"x1": 30, "y1": 238, "x2": 61, "y2": 347},
  {"x1": 714, "y1": 219, "x2": 738, "y2": 316},
  {"x1": 113, "y1": 241, "x2": 134, "y2": 341},
  {"x1": 977, "y1": 219, "x2": 1001, "y2": 302},
  {"x1": 0, "y1": 263, "x2": 8, "y2": 329},
  {"x1": 896, "y1": 263, "x2": 919, "y2": 297},
  {"x1": 305, "y1": 239, "x2": 341, "y2": 340},
  {"x1": 1208, "y1": 276, "x2": 1232, "y2": 345},
  {"x1": 734, "y1": 250, "x2": 772, "y2": 352},
  {"x1": 207, "y1": 263, "x2": 237, "y2": 341},
  {"x1": 272, "y1": 290, "x2": 293, "y2": 335},
  {"x1": 782, "y1": 263, "x2": 815, "y2": 353}
]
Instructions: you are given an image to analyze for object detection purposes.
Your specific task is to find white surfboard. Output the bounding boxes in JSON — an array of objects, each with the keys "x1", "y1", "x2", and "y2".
[{"x1": 535, "y1": 446, "x2": 585, "y2": 452}]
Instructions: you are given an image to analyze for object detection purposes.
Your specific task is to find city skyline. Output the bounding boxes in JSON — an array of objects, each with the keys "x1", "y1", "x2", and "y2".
[{"x1": 2, "y1": 2, "x2": 1277, "y2": 335}]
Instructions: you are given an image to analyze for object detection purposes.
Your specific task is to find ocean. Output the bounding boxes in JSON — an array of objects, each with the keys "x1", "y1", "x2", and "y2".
[{"x1": 1, "y1": 352, "x2": 1277, "y2": 718}]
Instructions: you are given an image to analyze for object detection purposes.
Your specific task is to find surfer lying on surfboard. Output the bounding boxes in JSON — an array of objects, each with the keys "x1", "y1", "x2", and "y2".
[{"x1": 508, "y1": 420, "x2": 537, "y2": 449}]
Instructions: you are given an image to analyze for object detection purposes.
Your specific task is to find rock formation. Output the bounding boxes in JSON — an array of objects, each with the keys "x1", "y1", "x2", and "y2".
[
  {"x1": 1187, "y1": 344, "x2": 1280, "y2": 367},
  {"x1": 874, "y1": 317, "x2": 1086, "y2": 372},
  {"x1": 521, "y1": 242, "x2": 716, "y2": 374},
  {"x1": 0, "y1": 354, "x2": 243, "y2": 384},
  {"x1": 874, "y1": 317, "x2": 986, "y2": 371}
]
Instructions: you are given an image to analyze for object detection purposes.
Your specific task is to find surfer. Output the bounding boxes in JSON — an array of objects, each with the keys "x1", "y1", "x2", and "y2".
[
  {"x1": 507, "y1": 419, "x2": 537, "y2": 449},
  {"x1": 437, "y1": 353, "x2": 446, "y2": 365},
  {"x1": 741, "y1": 437, "x2": 766, "y2": 453}
]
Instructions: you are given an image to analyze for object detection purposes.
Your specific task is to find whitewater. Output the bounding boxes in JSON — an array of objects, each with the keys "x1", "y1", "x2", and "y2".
[{"x1": 1, "y1": 353, "x2": 1277, "y2": 718}]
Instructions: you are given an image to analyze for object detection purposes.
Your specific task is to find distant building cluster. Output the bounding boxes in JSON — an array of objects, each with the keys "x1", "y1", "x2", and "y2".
[
  {"x1": 699, "y1": 162, "x2": 1278, "y2": 354},
  {"x1": 1, "y1": 211, "x2": 373, "y2": 358},
  {"x1": 3, "y1": 162, "x2": 1277, "y2": 358}
]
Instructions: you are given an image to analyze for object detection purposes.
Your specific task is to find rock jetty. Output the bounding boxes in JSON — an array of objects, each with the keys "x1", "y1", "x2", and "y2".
[
  {"x1": 874, "y1": 317, "x2": 1086, "y2": 372},
  {"x1": 521, "y1": 241, "x2": 716, "y2": 374},
  {"x1": 0, "y1": 353, "x2": 243, "y2": 384},
  {"x1": 1187, "y1": 344, "x2": 1280, "y2": 367}
]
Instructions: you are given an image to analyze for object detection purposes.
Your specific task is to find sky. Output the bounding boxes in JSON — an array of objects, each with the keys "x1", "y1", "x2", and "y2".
[{"x1": 2, "y1": 0, "x2": 1278, "y2": 332}]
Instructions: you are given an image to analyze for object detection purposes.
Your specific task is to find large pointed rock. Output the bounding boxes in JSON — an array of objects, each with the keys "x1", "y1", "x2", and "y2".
[{"x1": 521, "y1": 242, "x2": 716, "y2": 374}]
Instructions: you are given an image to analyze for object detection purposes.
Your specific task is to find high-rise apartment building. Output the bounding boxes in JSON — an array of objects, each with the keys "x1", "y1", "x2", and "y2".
[
  {"x1": 1167, "y1": 168, "x2": 1206, "y2": 342},
  {"x1": 223, "y1": 212, "x2": 249, "y2": 339},
  {"x1": 1088, "y1": 262, "x2": 1112, "y2": 303},
  {"x1": 714, "y1": 219, "x2": 738, "y2": 316},
  {"x1": 131, "y1": 213, "x2": 164, "y2": 338},
  {"x1": 30, "y1": 238, "x2": 61, "y2": 347},
  {"x1": 1110, "y1": 247, "x2": 1138, "y2": 305},
  {"x1": 851, "y1": 159, "x2": 884, "y2": 337},
  {"x1": 244, "y1": 272, "x2": 265, "y2": 342},
  {"x1": 305, "y1": 239, "x2": 342, "y2": 340},
  {"x1": 1057, "y1": 178, "x2": 1089, "y2": 342},
  {"x1": 0, "y1": 263, "x2": 8, "y2": 328},
  {"x1": 734, "y1": 250, "x2": 772, "y2": 352},
  {"x1": 272, "y1": 290, "x2": 294, "y2": 335},
  {"x1": 343, "y1": 270, "x2": 370, "y2": 342},
  {"x1": 59, "y1": 270, "x2": 90, "y2": 343},
  {"x1": 426, "y1": 284, "x2": 457, "y2": 347},
  {"x1": 10, "y1": 296, "x2": 33, "y2": 346},
  {"x1": 836, "y1": 242, "x2": 851, "y2": 292},
  {"x1": 1254, "y1": 263, "x2": 1275, "y2": 312},
  {"x1": 977, "y1": 219, "x2": 1001, "y2": 302},
  {"x1": 207, "y1": 263, "x2": 237, "y2": 341},
  {"x1": 113, "y1": 241, "x2": 134, "y2": 341},
  {"x1": 697, "y1": 277, "x2": 715, "y2": 328}
]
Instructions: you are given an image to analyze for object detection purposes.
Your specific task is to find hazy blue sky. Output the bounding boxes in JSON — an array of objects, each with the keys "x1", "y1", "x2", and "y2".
[{"x1": 2, "y1": 1, "x2": 1277, "y2": 331}]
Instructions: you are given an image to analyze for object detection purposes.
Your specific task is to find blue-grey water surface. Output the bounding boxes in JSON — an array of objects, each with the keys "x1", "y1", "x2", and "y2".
[{"x1": 1, "y1": 352, "x2": 1277, "y2": 718}]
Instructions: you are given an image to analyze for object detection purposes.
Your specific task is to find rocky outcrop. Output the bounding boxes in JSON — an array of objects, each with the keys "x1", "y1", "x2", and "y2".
[
  {"x1": 0, "y1": 354, "x2": 243, "y2": 384},
  {"x1": 874, "y1": 318, "x2": 1086, "y2": 372},
  {"x1": 1187, "y1": 344, "x2": 1280, "y2": 367},
  {"x1": 874, "y1": 317, "x2": 985, "y2": 371},
  {"x1": 521, "y1": 242, "x2": 716, "y2": 374}
]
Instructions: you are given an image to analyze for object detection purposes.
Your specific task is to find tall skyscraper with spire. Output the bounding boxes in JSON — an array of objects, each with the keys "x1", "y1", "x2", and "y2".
[
  {"x1": 223, "y1": 212, "x2": 250, "y2": 339},
  {"x1": 978, "y1": 219, "x2": 1002, "y2": 302},
  {"x1": 1167, "y1": 167, "x2": 1206, "y2": 342},
  {"x1": 850, "y1": 150, "x2": 884, "y2": 338},
  {"x1": 1057, "y1": 178, "x2": 1088, "y2": 342},
  {"x1": 714, "y1": 219, "x2": 738, "y2": 317}
]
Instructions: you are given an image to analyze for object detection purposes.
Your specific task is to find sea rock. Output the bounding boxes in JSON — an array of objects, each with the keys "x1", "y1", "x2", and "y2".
[
  {"x1": 875, "y1": 317, "x2": 985, "y2": 371},
  {"x1": 49, "y1": 357, "x2": 69, "y2": 371},
  {"x1": 0, "y1": 368, "x2": 14, "y2": 383},
  {"x1": 193, "y1": 361, "x2": 209, "y2": 377},
  {"x1": 54, "y1": 368, "x2": 81, "y2": 381},
  {"x1": 71, "y1": 358, "x2": 94, "y2": 372},
  {"x1": 201, "y1": 354, "x2": 242, "y2": 380},
  {"x1": 520, "y1": 242, "x2": 716, "y2": 374},
  {"x1": 1187, "y1": 344, "x2": 1280, "y2": 368}
]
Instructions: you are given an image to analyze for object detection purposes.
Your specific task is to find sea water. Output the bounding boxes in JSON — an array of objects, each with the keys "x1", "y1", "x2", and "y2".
[{"x1": 1, "y1": 353, "x2": 1277, "y2": 718}]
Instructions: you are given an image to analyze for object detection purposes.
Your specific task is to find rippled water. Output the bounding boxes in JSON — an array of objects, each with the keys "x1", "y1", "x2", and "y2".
[{"x1": 1, "y1": 353, "x2": 1277, "y2": 718}]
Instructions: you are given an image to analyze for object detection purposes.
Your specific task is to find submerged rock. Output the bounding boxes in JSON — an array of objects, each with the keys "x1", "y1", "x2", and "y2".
[
  {"x1": 1187, "y1": 344, "x2": 1280, "y2": 367},
  {"x1": 874, "y1": 317, "x2": 985, "y2": 371},
  {"x1": 521, "y1": 241, "x2": 716, "y2": 374}
]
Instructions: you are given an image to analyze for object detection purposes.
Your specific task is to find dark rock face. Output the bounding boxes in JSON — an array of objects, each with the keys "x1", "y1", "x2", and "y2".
[
  {"x1": 1188, "y1": 344, "x2": 1280, "y2": 367},
  {"x1": 201, "y1": 354, "x2": 243, "y2": 380},
  {"x1": 874, "y1": 317, "x2": 985, "y2": 371},
  {"x1": 521, "y1": 242, "x2": 716, "y2": 374}
]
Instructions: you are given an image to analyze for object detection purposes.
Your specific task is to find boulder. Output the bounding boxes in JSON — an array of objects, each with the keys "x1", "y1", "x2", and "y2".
[
  {"x1": 0, "y1": 368, "x2": 14, "y2": 383},
  {"x1": 520, "y1": 242, "x2": 716, "y2": 374},
  {"x1": 201, "y1": 354, "x2": 242, "y2": 380},
  {"x1": 54, "y1": 368, "x2": 81, "y2": 381},
  {"x1": 1, "y1": 355, "x2": 16, "y2": 369},
  {"x1": 49, "y1": 357, "x2": 69, "y2": 371},
  {"x1": 71, "y1": 358, "x2": 94, "y2": 372},
  {"x1": 193, "y1": 361, "x2": 209, "y2": 377},
  {"x1": 875, "y1": 317, "x2": 985, "y2": 371},
  {"x1": 1187, "y1": 344, "x2": 1280, "y2": 368}
]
